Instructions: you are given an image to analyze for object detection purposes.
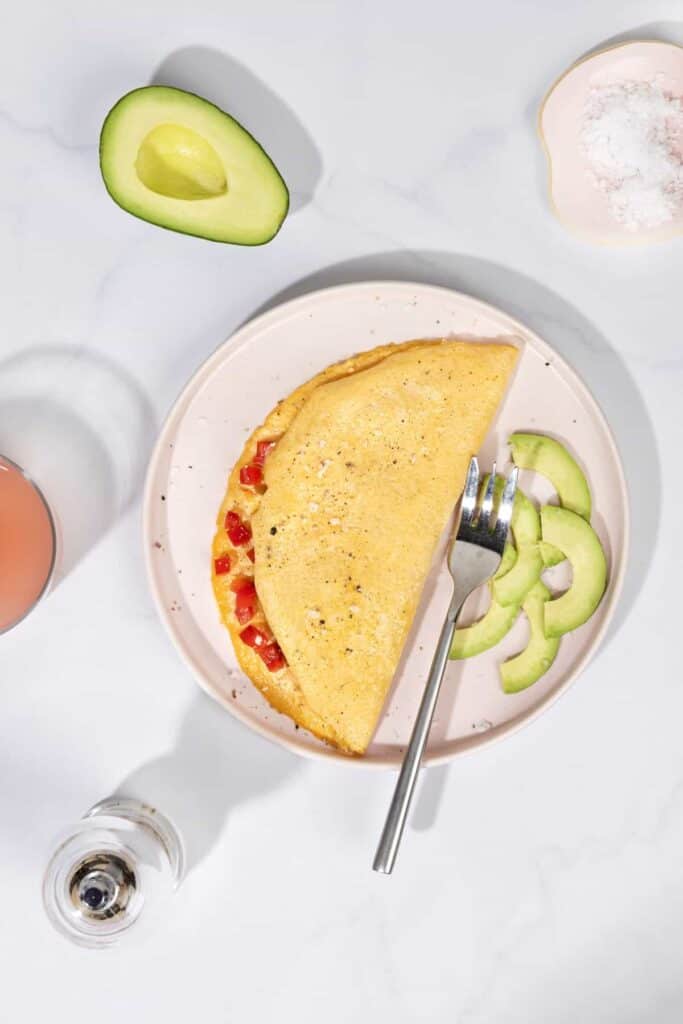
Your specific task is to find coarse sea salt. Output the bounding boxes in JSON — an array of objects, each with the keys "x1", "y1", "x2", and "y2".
[{"x1": 581, "y1": 79, "x2": 683, "y2": 231}]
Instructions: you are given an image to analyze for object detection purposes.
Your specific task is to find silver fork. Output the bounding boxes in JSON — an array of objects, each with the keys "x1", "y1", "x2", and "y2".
[{"x1": 373, "y1": 458, "x2": 518, "y2": 875}]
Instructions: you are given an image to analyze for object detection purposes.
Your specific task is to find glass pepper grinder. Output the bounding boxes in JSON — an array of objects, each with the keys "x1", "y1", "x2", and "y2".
[{"x1": 42, "y1": 796, "x2": 184, "y2": 948}]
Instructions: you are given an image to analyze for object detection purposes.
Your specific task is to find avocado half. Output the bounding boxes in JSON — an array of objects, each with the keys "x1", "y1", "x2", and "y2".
[{"x1": 99, "y1": 86, "x2": 289, "y2": 244}]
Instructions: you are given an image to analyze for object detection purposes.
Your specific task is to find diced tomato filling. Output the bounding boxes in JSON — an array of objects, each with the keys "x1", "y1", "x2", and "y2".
[
  {"x1": 214, "y1": 554, "x2": 231, "y2": 575},
  {"x1": 254, "y1": 439, "x2": 277, "y2": 466},
  {"x1": 224, "y1": 510, "x2": 252, "y2": 546},
  {"x1": 260, "y1": 642, "x2": 286, "y2": 671},
  {"x1": 240, "y1": 624, "x2": 267, "y2": 649},
  {"x1": 230, "y1": 576, "x2": 254, "y2": 595},
  {"x1": 229, "y1": 457, "x2": 282, "y2": 670},
  {"x1": 238, "y1": 613, "x2": 286, "y2": 672},
  {"x1": 239, "y1": 463, "x2": 263, "y2": 487},
  {"x1": 230, "y1": 577, "x2": 257, "y2": 625},
  {"x1": 240, "y1": 439, "x2": 276, "y2": 490},
  {"x1": 235, "y1": 593, "x2": 256, "y2": 624}
]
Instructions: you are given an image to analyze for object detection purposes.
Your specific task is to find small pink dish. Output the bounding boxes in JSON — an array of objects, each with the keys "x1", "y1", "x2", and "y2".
[{"x1": 539, "y1": 40, "x2": 683, "y2": 245}]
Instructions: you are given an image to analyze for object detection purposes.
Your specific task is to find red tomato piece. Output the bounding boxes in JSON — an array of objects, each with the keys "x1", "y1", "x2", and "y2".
[
  {"x1": 225, "y1": 510, "x2": 240, "y2": 531},
  {"x1": 230, "y1": 577, "x2": 257, "y2": 623},
  {"x1": 239, "y1": 625, "x2": 267, "y2": 649},
  {"x1": 246, "y1": 547, "x2": 255, "y2": 563},
  {"x1": 235, "y1": 593, "x2": 256, "y2": 624},
  {"x1": 224, "y1": 510, "x2": 252, "y2": 546},
  {"x1": 239, "y1": 463, "x2": 263, "y2": 487},
  {"x1": 254, "y1": 439, "x2": 277, "y2": 466},
  {"x1": 214, "y1": 554, "x2": 231, "y2": 575},
  {"x1": 259, "y1": 642, "x2": 286, "y2": 672},
  {"x1": 230, "y1": 577, "x2": 255, "y2": 595}
]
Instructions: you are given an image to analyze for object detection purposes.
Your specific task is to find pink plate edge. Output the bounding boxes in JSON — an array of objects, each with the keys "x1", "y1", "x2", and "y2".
[{"x1": 142, "y1": 280, "x2": 631, "y2": 770}]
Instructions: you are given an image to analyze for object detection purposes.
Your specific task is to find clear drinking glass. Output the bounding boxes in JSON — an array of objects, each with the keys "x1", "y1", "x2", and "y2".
[
  {"x1": 42, "y1": 797, "x2": 184, "y2": 948},
  {"x1": 0, "y1": 454, "x2": 57, "y2": 634}
]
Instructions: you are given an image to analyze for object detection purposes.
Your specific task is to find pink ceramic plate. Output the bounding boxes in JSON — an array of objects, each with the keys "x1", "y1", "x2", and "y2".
[
  {"x1": 143, "y1": 282, "x2": 628, "y2": 768},
  {"x1": 539, "y1": 40, "x2": 683, "y2": 245}
]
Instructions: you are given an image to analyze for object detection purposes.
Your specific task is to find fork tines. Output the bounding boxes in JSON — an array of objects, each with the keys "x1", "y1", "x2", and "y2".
[{"x1": 458, "y1": 457, "x2": 518, "y2": 553}]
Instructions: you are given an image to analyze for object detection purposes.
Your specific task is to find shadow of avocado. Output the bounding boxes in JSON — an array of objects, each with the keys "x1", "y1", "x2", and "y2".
[
  {"x1": 256, "y1": 250, "x2": 661, "y2": 834},
  {"x1": 0, "y1": 346, "x2": 155, "y2": 585},
  {"x1": 113, "y1": 692, "x2": 302, "y2": 874},
  {"x1": 151, "y1": 47, "x2": 323, "y2": 214}
]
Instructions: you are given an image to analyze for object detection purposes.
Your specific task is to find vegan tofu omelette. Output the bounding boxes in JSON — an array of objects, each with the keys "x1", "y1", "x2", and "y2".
[{"x1": 211, "y1": 339, "x2": 518, "y2": 754}]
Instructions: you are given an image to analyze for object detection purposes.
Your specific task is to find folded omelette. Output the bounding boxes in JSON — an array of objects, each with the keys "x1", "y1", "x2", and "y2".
[{"x1": 212, "y1": 339, "x2": 518, "y2": 754}]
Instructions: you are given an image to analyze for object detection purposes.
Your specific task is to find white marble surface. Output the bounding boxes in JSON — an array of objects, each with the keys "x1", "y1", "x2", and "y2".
[{"x1": 1, "y1": 2, "x2": 682, "y2": 1020}]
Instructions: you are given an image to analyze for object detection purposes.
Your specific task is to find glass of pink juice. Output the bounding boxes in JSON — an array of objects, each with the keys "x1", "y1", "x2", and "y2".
[{"x1": 0, "y1": 455, "x2": 56, "y2": 633}]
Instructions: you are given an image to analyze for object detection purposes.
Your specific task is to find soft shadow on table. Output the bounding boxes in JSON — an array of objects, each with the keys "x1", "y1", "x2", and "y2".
[
  {"x1": 258, "y1": 249, "x2": 661, "y2": 833},
  {"x1": 114, "y1": 692, "x2": 301, "y2": 873},
  {"x1": 151, "y1": 47, "x2": 322, "y2": 213},
  {"x1": 0, "y1": 347, "x2": 154, "y2": 584},
  {"x1": 581, "y1": 21, "x2": 683, "y2": 57}
]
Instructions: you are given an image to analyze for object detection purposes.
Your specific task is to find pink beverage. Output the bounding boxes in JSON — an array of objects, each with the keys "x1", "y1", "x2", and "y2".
[{"x1": 0, "y1": 456, "x2": 56, "y2": 633}]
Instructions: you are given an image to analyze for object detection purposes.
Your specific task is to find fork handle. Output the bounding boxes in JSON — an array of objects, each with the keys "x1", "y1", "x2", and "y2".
[{"x1": 373, "y1": 591, "x2": 463, "y2": 875}]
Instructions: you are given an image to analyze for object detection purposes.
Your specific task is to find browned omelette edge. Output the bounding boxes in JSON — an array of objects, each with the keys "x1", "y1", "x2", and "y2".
[{"x1": 211, "y1": 338, "x2": 498, "y2": 753}]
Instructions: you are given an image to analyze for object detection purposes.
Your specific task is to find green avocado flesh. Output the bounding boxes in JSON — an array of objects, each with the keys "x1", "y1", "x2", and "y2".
[
  {"x1": 493, "y1": 545, "x2": 543, "y2": 606},
  {"x1": 541, "y1": 506, "x2": 607, "y2": 637},
  {"x1": 509, "y1": 484, "x2": 540, "y2": 545},
  {"x1": 450, "y1": 589, "x2": 521, "y2": 659},
  {"x1": 500, "y1": 581, "x2": 560, "y2": 693},
  {"x1": 451, "y1": 545, "x2": 518, "y2": 660},
  {"x1": 495, "y1": 542, "x2": 517, "y2": 579},
  {"x1": 485, "y1": 477, "x2": 543, "y2": 606},
  {"x1": 509, "y1": 433, "x2": 591, "y2": 520},
  {"x1": 100, "y1": 86, "x2": 289, "y2": 244},
  {"x1": 449, "y1": 444, "x2": 602, "y2": 690},
  {"x1": 539, "y1": 540, "x2": 565, "y2": 567}
]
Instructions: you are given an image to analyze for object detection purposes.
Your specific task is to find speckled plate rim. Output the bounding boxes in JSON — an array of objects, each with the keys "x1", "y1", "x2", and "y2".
[
  {"x1": 143, "y1": 281, "x2": 629, "y2": 769},
  {"x1": 538, "y1": 38, "x2": 683, "y2": 247}
]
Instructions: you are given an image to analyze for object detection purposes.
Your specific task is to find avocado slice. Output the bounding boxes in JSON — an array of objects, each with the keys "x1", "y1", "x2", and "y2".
[
  {"x1": 100, "y1": 86, "x2": 289, "y2": 244},
  {"x1": 539, "y1": 540, "x2": 565, "y2": 567},
  {"x1": 486, "y1": 468, "x2": 564, "y2": 566},
  {"x1": 540, "y1": 506, "x2": 607, "y2": 637},
  {"x1": 500, "y1": 581, "x2": 560, "y2": 693},
  {"x1": 450, "y1": 543, "x2": 519, "y2": 660},
  {"x1": 449, "y1": 542, "x2": 519, "y2": 658},
  {"x1": 508, "y1": 483, "x2": 540, "y2": 544},
  {"x1": 493, "y1": 545, "x2": 543, "y2": 606},
  {"x1": 450, "y1": 589, "x2": 521, "y2": 659},
  {"x1": 495, "y1": 541, "x2": 517, "y2": 579},
  {"x1": 489, "y1": 480, "x2": 543, "y2": 606},
  {"x1": 509, "y1": 433, "x2": 591, "y2": 520}
]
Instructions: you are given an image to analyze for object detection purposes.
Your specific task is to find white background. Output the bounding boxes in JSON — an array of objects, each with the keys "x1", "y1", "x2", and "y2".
[{"x1": 1, "y1": 2, "x2": 682, "y2": 1021}]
